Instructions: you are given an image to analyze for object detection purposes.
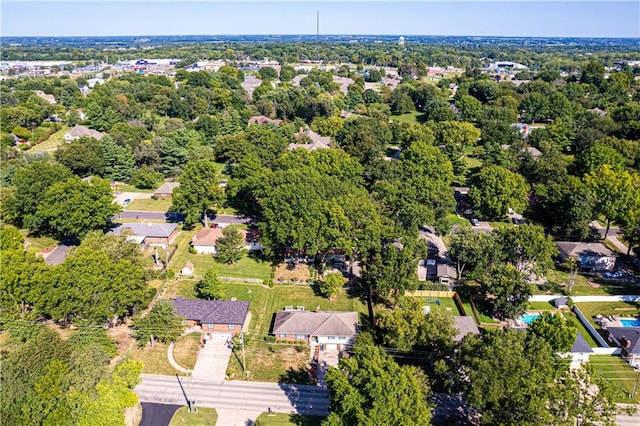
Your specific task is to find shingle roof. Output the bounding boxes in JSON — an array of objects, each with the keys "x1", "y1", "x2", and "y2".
[
  {"x1": 155, "y1": 182, "x2": 180, "y2": 195},
  {"x1": 110, "y1": 222, "x2": 178, "y2": 238},
  {"x1": 453, "y1": 316, "x2": 480, "y2": 342},
  {"x1": 571, "y1": 332, "x2": 594, "y2": 353},
  {"x1": 193, "y1": 227, "x2": 224, "y2": 246},
  {"x1": 248, "y1": 115, "x2": 282, "y2": 126},
  {"x1": 607, "y1": 327, "x2": 640, "y2": 355},
  {"x1": 556, "y1": 242, "x2": 616, "y2": 258},
  {"x1": 174, "y1": 298, "x2": 250, "y2": 325},
  {"x1": 272, "y1": 311, "x2": 358, "y2": 337},
  {"x1": 66, "y1": 125, "x2": 104, "y2": 140}
]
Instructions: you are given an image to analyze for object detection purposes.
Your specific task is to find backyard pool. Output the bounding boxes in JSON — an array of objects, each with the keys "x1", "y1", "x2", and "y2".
[
  {"x1": 519, "y1": 313, "x2": 541, "y2": 325},
  {"x1": 619, "y1": 318, "x2": 640, "y2": 327}
]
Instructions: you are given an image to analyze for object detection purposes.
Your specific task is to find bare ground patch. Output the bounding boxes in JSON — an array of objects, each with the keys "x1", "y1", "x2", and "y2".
[{"x1": 274, "y1": 263, "x2": 312, "y2": 283}]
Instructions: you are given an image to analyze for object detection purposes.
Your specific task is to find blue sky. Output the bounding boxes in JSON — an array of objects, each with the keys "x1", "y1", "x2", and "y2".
[{"x1": 2, "y1": 1, "x2": 639, "y2": 38}]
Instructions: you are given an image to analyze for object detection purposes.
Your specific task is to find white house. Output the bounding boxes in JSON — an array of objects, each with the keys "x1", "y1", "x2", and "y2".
[
  {"x1": 272, "y1": 310, "x2": 358, "y2": 351},
  {"x1": 192, "y1": 227, "x2": 263, "y2": 255}
]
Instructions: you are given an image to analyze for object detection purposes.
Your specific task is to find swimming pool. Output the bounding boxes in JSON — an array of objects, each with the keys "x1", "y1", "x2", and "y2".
[
  {"x1": 620, "y1": 318, "x2": 640, "y2": 327},
  {"x1": 520, "y1": 313, "x2": 541, "y2": 325}
]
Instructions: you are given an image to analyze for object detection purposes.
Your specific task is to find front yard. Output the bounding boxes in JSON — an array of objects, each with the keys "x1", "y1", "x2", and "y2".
[
  {"x1": 169, "y1": 407, "x2": 218, "y2": 426},
  {"x1": 254, "y1": 412, "x2": 324, "y2": 426},
  {"x1": 173, "y1": 333, "x2": 202, "y2": 370},
  {"x1": 226, "y1": 340, "x2": 310, "y2": 383},
  {"x1": 589, "y1": 355, "x2": 640, "y2": 404},
  {"x1": 544, "y1": 269, "x2": 640, "y2": 296},
  {"x1": 129, "y1": 342, "x2": 184, "y2": 376}
]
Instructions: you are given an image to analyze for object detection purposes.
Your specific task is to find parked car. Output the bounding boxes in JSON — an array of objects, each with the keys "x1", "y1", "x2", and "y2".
[
  {"x1": 603, "y1": 270, "x2": 622, "y2": 278},
  {"x1": 470, "y1": 218, "x2": 480, "y2": 226},
  {"x1": 123, "y1": 198, "x2": 131, "y2": 206}
]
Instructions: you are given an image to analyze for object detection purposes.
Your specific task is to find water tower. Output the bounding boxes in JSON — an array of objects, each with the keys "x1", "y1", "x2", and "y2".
[{"x1": 398, "y1": 36, "x2": 405, "y2": 46}]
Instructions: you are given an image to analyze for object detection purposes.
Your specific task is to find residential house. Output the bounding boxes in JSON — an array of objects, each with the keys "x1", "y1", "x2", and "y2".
[
  {"x1": 452, "y1": 316, "x2": 480, "y2": 342},
  {"x1": 33, "y1": 90, "x2": 56, "y2": 104},
  {"x1": 192, "y1": 227, "x2": 263, "y2": 255},
  {"x1": 606, "y1": 327, "x2": 640, "y2": 368},
  {"x1": 110, "y1": 223, "x2": 179, "y2": 247},
  {"x1": 247, "y1": 115, "x2": 283, "y2": 126},
  {"x1": 287, "y1": 129, "x2": 331, "y2": 152},
  {"x1": 565, "y1": 332, "x2": 594, "y2": 368},
  {"x1": 64, "y1": 125, "x2": 104, "y2": 142},
  {"x1": 556, "y1": 241, "x2": 617, "y2": 272},
  {"x1": 154, "y1": 182, "x2": 180, "y2": 199},
  {"x1": 173, "y1": 297, "x2": 250, "y2": 343},
  {"x1": 272, "y1": 310, "x2": 358, "y2": 351}
]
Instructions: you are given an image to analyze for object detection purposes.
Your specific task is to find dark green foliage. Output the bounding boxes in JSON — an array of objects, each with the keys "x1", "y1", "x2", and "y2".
[
  {"x1": 133, "y1": 300, "x2": 184, "y2": 346},
  {"x1": 481, "y1": 264, "x2": 530, "y2": 319},
  {"x1": 130, "y1": 165, "x2": 164, "y2": 189},
  {"x1": 195, "y1": 268, "x2": 225, "y2": 300},
  {"x1": 468, "y1": 165, "x2": 529, "y2": 220},
  {"x1": 170, "y1": 159, "x2": 223, "y2": 227},
  {"x1": 55, "y1": 136, "x2": 105, "y2": 177},
  {"x1": 528, "y1": 312, "x2": 576, "y2": 352},
  {"x1": 215, "y1": 227, "x2": 244, "y2": 264},
  {"x1": 323, "y1": 333, "x2": 432, "y2": 426}
]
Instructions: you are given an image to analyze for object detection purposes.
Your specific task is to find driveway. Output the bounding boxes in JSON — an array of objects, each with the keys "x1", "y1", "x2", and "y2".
[
  {"x1": 139, "y1": 402, "x2": 182, "y2": 426},
  {"x1": 317, "y1": 349, "x2": 339, "y2": 386},
  {"x1": 114, "y1": 191, "x2": 153, "y2": 207},
  {"x1": 192, "y1": 338, "x2": 232, "y2": 382},
  {"x1": 43, "y1": 243, "x2": 72, "y2": 265},
  {"x1": 216, "y1": 408, "x2": 262, "y2": 426}
]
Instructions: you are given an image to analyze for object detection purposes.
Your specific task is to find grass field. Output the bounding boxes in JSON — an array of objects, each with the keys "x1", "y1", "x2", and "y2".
[
  {"x1": 562, "y1": 312, "x2": 599, "y2": 347},
  {"x1": 226, "y1": 340, "x2": 309, "y2": 383},
  {"x1": 27, "y1": 126, "x2": 70, "y2": 153},
  {"x1": 169, "y1": 407, "x2": 218, "y2": 426},
  {"x1": 390, "y1": 111, "x2": 427, "y2": 124},
  {"x1": 589, "y1": 355, "x2": 640, "y2": 404},
  {"x1": 20, "y1": 230, "x2": 58, "y2": 254},
  {"x1": 117, "y1": 183, "x2": 158, "y2": 193},
  {"x1": 575, "y1": 301, "x2": 640, "y2": 333},
  {"x1": 173, "y1": 333, "x2": 202, "y2": 370},
  {"x1": 254, "y1": 413, "x2": 325, "y2": 426},
  {"x1": 168, "y1": 230, "x2": 271, "y2": 280},
  {"x1": 419, "y1": 296, "x2": 462, "y2": 315},
  {"x1": 545, "y1": 269, "x2": 639, "y2": 296},
  {"x1": 129, "y1": 342, "x2": 183, "y2": 376},
  {"x1": 124, "y1": 198, "x2": 173, "y2": 212}
]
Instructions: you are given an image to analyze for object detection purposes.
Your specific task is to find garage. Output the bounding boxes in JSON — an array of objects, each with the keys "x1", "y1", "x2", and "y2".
[{"x1": 210, "y1": 333, "x2": 232, "y2": 342}]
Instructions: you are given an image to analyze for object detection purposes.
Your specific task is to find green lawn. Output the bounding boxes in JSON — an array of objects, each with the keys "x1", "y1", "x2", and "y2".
[
  {"x1": 562, "y1": 312, "x2": 598, "y2": 348},
  {"x1": 254, "y1": 412, "x2": 325, "y2": 426},
  {"x1": 545, "y1": 269, "x2": 639, "y2": 296},
  {"x1": 173, "y1": 333, "x2": 202, "y2": 370},
  {"x1": 390, "y1": 111, "x2": 427, "y2": 124},
  {"x1": 418, "y1": 297, "x2": 462, "y2": 315},
  {"x1": 169, "y1": 407, "x2": 218, "y2": 426},
  {"x1": 226, "y1": 340, "x2": 310, "y2": 383},
  {"x1": 27, "y1": 126, "x2": 70, "y2": 152},
  {"x1": 589, "y1": 355, "x2": 640, "y2": 404},
  {"x1": 124, "y1": 198, "x2": 173, "y2": 212},
  {"x1": 528, "y1": 301, "x2": 556, "y2": 310},
  {"x1": 168, "y1": 230, "x2": 271, "y2": 280},
  {"x1": 20, "y1": 230, "x2": 58, "y2": 254},
  {"x1": 117, "y1": 183, "x2": 158, "y2": 193},
  {"x1": 129, "y1": 342, "x2": 184, "y2": 376}
]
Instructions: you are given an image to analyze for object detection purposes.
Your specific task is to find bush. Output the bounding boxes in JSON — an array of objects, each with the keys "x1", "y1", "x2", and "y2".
[
  {"x1": 131, "y1": 165, "x2": 164, "y2": 189},
  {"x1": 264, "y1": 335, "x2": 276, "y2": 342},
  {"x1": 188, "y1": 245, "x2": 197, "y2": 254},
  {"x1": 264, "y1": 279, "x2": 274, "y2": 288},
  {"x1": 12, "y1": 126, "x2": 31, "y2": 139}
]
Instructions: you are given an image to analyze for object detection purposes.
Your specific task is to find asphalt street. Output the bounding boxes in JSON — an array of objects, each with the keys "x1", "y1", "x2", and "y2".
[
  {"x1": 135, "y1": 374, "x2": 329, "y2": 417},
  {"x1": 139, "y1": 403, "x2": 182, "y2": 426},
  {"x1": 117, "y1": 211, "x2": 252, "y2": 225}
]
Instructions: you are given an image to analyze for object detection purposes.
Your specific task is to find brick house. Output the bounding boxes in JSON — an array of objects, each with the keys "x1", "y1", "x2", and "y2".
[
  {"x1": 173, "y1": 297, "x2": 250, "y2": 343},
  {"x1": 192, "y1": 227, "x2": 263, "y2": 255},
  {"x1": 271, "y1": 310, "x2": 358, "y2": 351}
]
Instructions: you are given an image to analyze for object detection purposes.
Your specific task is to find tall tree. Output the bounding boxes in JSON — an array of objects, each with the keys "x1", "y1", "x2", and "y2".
[
  {"x1": 170, "y1": 159, "x2": 223, "y2": 228},
  {"x1": 215, "y1": 227, "x2": 244, "y2": 264},
  {"x1": 323, "y1": 333, "x2": 432, "y2": 426},
  {"x1": 481, "y1": 264, "x2": 530, "y2": 320},
  {"x1": 495, "y1": 224, "x2": 558, "y2": 276},
  {"x1": 468, "y1": 165, "x2": 529, "y2": 220},
  {"x1": 36, "y1": 176, "x2": 120, "y2": 239},
  {"x1": 195, "y1": 268, "x2": 225, "y2": 300},
  {"x1": 528, "y1": 312, "x2": 576, "y2": 352},
  {"x1": 133, "y1": 300, "x2": 184, "y2": 347}
]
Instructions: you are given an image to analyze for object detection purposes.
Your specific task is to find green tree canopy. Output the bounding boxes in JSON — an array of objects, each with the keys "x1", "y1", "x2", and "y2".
[
  {"x1": 195, "y1": 268, "x2": 225, "y2": 300},
  {"x1": 528, "y1": 312, "x2": 576, "y2": 352},
  {"x1": 133, "y1": 300, "x2": 184, "y2": 347},
  {"x1": 468, "y1": 165, "x2": 529, "y2": 220},
  {"x1": 170, "y1": 159, "x2": 223, "y2": 228},
  {"x1": 215, "y1": 227, "x2": 244, "y2": 264}
]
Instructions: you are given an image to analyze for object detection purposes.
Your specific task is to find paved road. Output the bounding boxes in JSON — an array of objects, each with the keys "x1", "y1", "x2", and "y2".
[
  {"x1": 139, "y1": 402, "x2": 182, "y2": 426},
  {"x1": 44, "y1": 243, "x2": 72, "y2": 266},
  {"x1": 118, "y1": 211, "x2": 252, "y2": 225},
  {"x1": 135, "y1": 374, "x2": 329, "y2": 417}
]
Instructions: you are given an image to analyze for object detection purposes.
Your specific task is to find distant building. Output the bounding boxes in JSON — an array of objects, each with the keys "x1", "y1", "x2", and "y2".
[
  {"x1": 110, "y1": 223, "x2": 179, "y2": 248},
  {"x1": 64, "y1": 125, "x2": 104, "y2": 142},
  {"x1": 33, "y1": 90, "x2": 56, "y2": 104},
  {"x1": 287, "y1": 128, "x2": 331, "y2": 152},
  {"x1": 398, "y1": 36, "x2": 405, "y2": 46},
  {"x1": 154, "y1": 182, "x2": 180, "y2": 199},
  {"x1": 556, "y1": 241, "x2": 617, "y2": 272},
  {"x1": 247, "y1": 115, "x2": 282, "y2": 126}
]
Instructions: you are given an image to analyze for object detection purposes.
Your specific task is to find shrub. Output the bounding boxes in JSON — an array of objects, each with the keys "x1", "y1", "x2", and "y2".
[
  {"x1": 264, "y1": 335, "x2": 276, "y2": 342},
  {"x1": 12, "y1": 126, "x2": 31, "y2": 139},
  {"x1": 264, "y1": 279, "x2": 274, "y2": 288},
  {"x1": 188, "y1": 245, "x2": 197, "y2": 254},
  {"x1": 131, "y1": 166, "x2": 164, "y2": 189}
]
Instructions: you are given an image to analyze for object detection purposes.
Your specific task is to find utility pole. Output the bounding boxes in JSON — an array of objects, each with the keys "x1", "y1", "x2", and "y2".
[
  {"x1": 633, "y1": 371, "x2": 640, "y2": 398},
  {"x1": 241, "y1": 332, "x2": 247, "y2": 376},
  {"x1": 187, "y1": 369, "x2": 194, "y2": 412}
]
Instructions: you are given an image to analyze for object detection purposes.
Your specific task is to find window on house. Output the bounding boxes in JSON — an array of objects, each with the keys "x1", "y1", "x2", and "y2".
[
  {"x1": 295, "y1": 334, "x2": 307, "y2": 340},
  {"x1": 208, "y1": 323, "x2": 214, "y2": 328},
  {"x1": 329, "y1": 336, "x2": 336, "y2": 340},
  {"x1": 278, "y1": 334, "x2": 287, "y2": 338},
  {"x1": 229, "y1": 324, "x2": 235, "y2": 329}
]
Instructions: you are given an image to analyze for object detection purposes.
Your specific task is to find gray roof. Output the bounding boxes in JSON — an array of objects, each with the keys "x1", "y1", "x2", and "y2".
[
  {"x1": 110, "y1": 222, "x2": 178, "y2": 238},
  {"x1": 607, "y1": 327, "x2": 640, "y2": 354},
  {"x1": 556, "y1": 242, "x2": 616, "y2": 258},
  {"x1": 272, "y1": 311, "x2": 358, "y2": 337},
  {"x1": 453, "y1": 316, "x2": 480, "y2": 342},
  {"x1": 155, "y1": 182, "x2": 180, "y2": 194},
  {"x1": 173, "y1": 297, "x2": 249, "y2": 325},
  {"x1": 66, "y1": 125, "x2": 104, "y2": 140},
  {"x1": 553, "y1": 297, "x2": 569, "y2": 308},
  {"x1": 437, "y1": 261, "x2": 457, "y2": 278},
  {"x1": 571, "y1": 332, "x2": 594, "y2": 353}
]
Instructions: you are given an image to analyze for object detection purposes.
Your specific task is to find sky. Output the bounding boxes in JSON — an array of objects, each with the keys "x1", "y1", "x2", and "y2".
[{"x1": 1, "y1": 1, "x2": 639, "y2": 38}]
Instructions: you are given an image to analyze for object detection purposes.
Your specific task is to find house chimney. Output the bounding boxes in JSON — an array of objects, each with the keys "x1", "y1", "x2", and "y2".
[{"x1": 622, "y1": 337, "x2": 631, "y2": 348}]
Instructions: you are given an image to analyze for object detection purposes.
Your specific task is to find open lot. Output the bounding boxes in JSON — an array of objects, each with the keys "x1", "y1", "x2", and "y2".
[
  {"x1": 129, "y1": 343, "x2": 184, "y2": 376},
  {"x1": 542, "y1": 269, "x2": 640, "y2": 296},
  {"x1": 173, "y1": 333, "x2": 202, "y2": 370},
  {"x1": 169, "y1": 407, "x2": 218, "y2": 426},
  {"x1": 589, "y1": 355, "x2": 640, "y2": 404},
  {"x1": 254, "y1": 412, "x2": 325, "y2": 426},
  {"x1": 226, "y1": 341, "x2": 310, "y2": 383},
  {"x1": 124, "y1": 198, "x2": 173, "y2": 212}
]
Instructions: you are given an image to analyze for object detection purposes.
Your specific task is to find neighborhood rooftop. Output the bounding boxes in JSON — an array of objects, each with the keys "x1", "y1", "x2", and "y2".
[
  {"x1": 453, "y1": 316, "x2": 481, "y2": 342},
  {"x1": 607, "y1": 327, "x2": 640, "y2": 355},
  {"x1": 272, "y1": 311, "x2": 358, "y2": 337},
  {"x1": 110, "y1": 222, "x2": 179, "y2": 238},
  {"x1": 555, "y1": 241, "x2": 616, "y2": 258},
  {"x1": 173, "y1": 297, "x2": 250, "y2": 325},
  {"x1": 155, "y1": 182, "x2": 180, "y2": 194}
]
